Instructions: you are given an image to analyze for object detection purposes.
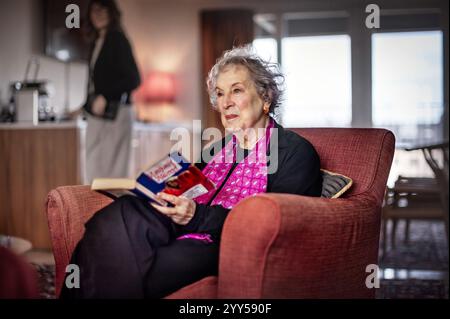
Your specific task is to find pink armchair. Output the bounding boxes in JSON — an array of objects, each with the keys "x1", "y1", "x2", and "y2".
[{"x1": 46, "y1": 128, "x2": 395, "y2": 298}]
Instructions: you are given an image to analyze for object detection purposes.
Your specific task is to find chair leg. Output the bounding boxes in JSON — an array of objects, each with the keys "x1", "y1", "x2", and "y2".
[
  {"x1": 444, "y1": 215, "x2": 449, "y2": 246},
  {"x1": 381, "y1": 218, "x2": 387, "y2": 259},
  {"x1": 404, "y1": 220, "x2": 410, "y2": 245},
  {"x1": 439, "y1": 194, "x2": 449, "y2": 245},
  {"x1": 391, "y1": 218, "x2": 398, "y2": 250}
]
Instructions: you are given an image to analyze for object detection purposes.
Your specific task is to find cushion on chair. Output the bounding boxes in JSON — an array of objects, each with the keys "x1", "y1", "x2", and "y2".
[{"x1": 321, "y1": 169, "x2": 353, "y2": 198}]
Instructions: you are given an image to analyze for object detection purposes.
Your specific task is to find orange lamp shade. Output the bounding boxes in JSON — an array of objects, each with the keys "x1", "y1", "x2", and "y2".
[{"x1": 134, "y1": 71, "x2": 176, "y2": 103}]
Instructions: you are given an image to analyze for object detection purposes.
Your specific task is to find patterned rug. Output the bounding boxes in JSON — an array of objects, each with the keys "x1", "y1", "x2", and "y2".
[
  {"x1": 379, "y1": 220, "x2": 448, "y2": 271},
  {"x1": 377, "y1": 220, "x2": 449, "y2": 299},
  {"x1": 32, "y1": 221, "x2": 449, "y2": 299},
  {"x1": 32, "y1": 263, "x2": 56, "y2": 299},
  {"x1": 377, "y1": 279, "x2": 448, "y2": 299}
]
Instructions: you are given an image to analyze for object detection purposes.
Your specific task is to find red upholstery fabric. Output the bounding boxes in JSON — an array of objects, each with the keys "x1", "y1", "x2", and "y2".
[
  {"x1": 165, "y1": 276, "x2": 218, "y2": 299},
  {"x1": 0, "y1": 247, "x2": 39, "y2": 299},
  {"x1": 218, "y1": 194, "x2": 380, "y2": 298},
  {"x1": 46, "y1": 185, "x2": 113, "y2": 296},
  {"x1": 46, "y1": 128, "x2": 395, "y2": 298},
  {"x1": 290, "y1": 128, "x2": 394, "y2": 203}
]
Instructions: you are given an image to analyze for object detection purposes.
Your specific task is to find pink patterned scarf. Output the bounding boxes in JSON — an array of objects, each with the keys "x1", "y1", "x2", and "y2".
[
  {"x1": 194, "y1": 118, "x2": 274, "y2": 209},
  {"x1": 177, "y1": 119, "x2": 274, "y2": 243}
]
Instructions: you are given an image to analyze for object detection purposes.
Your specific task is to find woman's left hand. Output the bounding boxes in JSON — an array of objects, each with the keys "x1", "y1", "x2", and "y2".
[
  {"x1": 150, "y1": 192, "x2": 196, "y2": 225},
  {"x1": 92, "y1": 95, "x2": 107, "y2": 116}
]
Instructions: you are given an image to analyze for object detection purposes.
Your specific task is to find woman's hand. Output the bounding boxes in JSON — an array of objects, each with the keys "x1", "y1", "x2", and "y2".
[
  {"x1": 92, "y1": 95, "x2": 107, "y2": 116},
  {"x1": 150, "y1": 193, "x2": 196, "y2": 225},
  {"x1": 67, "y1": 108, "x2": 83, "y2": 119}
]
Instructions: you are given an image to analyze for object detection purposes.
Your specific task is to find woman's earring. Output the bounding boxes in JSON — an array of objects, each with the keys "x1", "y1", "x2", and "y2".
[{"x1": 263, "y1": 105, "x2": 270, "y2": 114}]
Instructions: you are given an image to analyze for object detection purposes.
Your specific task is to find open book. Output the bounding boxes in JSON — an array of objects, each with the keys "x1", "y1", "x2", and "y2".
[{"x1": 91, "y1": 152, "x2": 215, "y2": 206}]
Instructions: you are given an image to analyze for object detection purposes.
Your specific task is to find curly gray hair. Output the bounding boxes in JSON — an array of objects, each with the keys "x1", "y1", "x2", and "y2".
[{"x1": 206, "y1": 45, "x2": 284, "y2": 119}]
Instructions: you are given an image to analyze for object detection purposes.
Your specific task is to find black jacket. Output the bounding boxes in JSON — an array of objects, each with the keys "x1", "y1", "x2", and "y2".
[
  {"x1": 89, "y1": 29, "x2": 141, "y2": 103},
  {"x1": 183, "y1": 121, "x2": 323, "y2": 240}
]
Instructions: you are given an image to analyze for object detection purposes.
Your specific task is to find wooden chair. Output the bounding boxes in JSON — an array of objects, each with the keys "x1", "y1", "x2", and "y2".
[{"x1": 381, "y1": 141, "x2": 449, "y2": 257}]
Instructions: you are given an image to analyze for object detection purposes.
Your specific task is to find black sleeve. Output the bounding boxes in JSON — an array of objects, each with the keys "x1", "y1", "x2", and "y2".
[
  {"x1": 268, "y1": 138, "x2": 322, "y2": 197},
  {"x1": 109, "y1": 31, "x2": 141, "y2": 100},
  {"x1": 182, "y1": 203, "x2": 230, "y2": 239},
  {"x1": 184, "y1": 138, "x2": 230, "y2": 238}
]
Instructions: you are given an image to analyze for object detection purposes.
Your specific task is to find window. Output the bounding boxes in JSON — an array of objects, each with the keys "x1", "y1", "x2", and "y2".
[
  {"x1": 253, "y1": 38, "x2": 278, "y2": 64},
  {"x1": 281, "y1": 35, "x2": 352, "y2": 127},
  {"x1": 253, "y1": 14, "x2": 278, "y2": 64},
  {"x1": 253, "y1": 12, "x2": 445, "y2": 137},
  {"x1": 253, "y1": 13, "x2": 352, "y2": 127},
  {"x1": 253, "y1": 8, "x2": 447, "y2": 185},
  {"x1": 372, "y1": 31, "x2": 444, "y2": 144}
]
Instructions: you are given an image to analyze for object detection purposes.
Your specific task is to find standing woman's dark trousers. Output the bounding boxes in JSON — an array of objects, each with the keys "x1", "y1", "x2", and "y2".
[{"x1": 60, "y1": 195, "x2": 219, "y2": 298}]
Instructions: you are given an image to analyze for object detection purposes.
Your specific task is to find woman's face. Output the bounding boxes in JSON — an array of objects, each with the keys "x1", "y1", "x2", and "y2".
[
  {"x1": 90, "y1": 3, "x2": 110, "y2": 31},
  {"x1": 215, "y1": 65, "x2": 270, "y2": 132}
]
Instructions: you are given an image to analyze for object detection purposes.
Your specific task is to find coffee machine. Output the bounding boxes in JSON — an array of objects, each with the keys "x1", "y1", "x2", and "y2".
[{"x1": 2, "y1": 58, "x2": 55, "y2": 123}]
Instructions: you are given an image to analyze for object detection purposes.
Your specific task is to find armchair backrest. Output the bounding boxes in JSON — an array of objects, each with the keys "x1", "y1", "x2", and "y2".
[
  {"x1": 216, "y1": 128, "x2": 396, "y2": 298},
  {"x1": 290, "y1": 128, "x2": 395, "y2": 203}
]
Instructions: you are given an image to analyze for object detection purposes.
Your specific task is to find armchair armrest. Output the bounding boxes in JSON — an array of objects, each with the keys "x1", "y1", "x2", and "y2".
[
  {"x1": 46, "y1": 185, "x2": 113, "y2": 296},
  {"x1": 218, "y1": 193, "x2": 380, "y2": 299}
]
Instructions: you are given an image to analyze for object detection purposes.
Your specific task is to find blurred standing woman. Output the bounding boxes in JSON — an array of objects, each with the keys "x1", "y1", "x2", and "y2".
[{"x1": 80, "y1": 0, "x2": 140, "y2": 183}]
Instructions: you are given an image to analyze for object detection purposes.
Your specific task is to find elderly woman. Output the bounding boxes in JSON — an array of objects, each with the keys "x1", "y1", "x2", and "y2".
[{"x1": 61, "y1": 46, "x2": 322, "y2": 299}]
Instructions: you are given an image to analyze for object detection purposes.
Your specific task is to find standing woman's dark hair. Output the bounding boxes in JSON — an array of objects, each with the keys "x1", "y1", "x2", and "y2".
[{"x1": 85, "y1": 0, "x2": 122, "y2": 42}]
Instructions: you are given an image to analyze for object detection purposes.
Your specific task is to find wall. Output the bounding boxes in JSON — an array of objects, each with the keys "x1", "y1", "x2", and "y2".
[
  {"x1": 118, "y1": 0, "x2": 202, "y2": 122},
  {"x1": 0, "y1": 0, "x2": 88, "y2": 115}
]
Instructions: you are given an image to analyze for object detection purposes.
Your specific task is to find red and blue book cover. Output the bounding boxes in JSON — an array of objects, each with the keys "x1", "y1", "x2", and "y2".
[{"x1": 92, "y1": 152, "x2": 215, "y2": 206}]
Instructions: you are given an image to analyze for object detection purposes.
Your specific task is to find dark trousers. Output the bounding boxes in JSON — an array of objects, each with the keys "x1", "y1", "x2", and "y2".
[{"x1": 60, "y1": 195, "x2": 219, "y2": 299}]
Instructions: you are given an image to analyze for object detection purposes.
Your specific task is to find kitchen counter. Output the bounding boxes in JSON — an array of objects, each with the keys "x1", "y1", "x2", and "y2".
[
  {"x1": 0, "y1": 122, "x2": 83, "y2": 249},
  {"x1": 0, "y1": 120, "x2": 86, "y2": 129},
  {"x1": 0, "y1": 119, "x2": 191, "y2": 131}
]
